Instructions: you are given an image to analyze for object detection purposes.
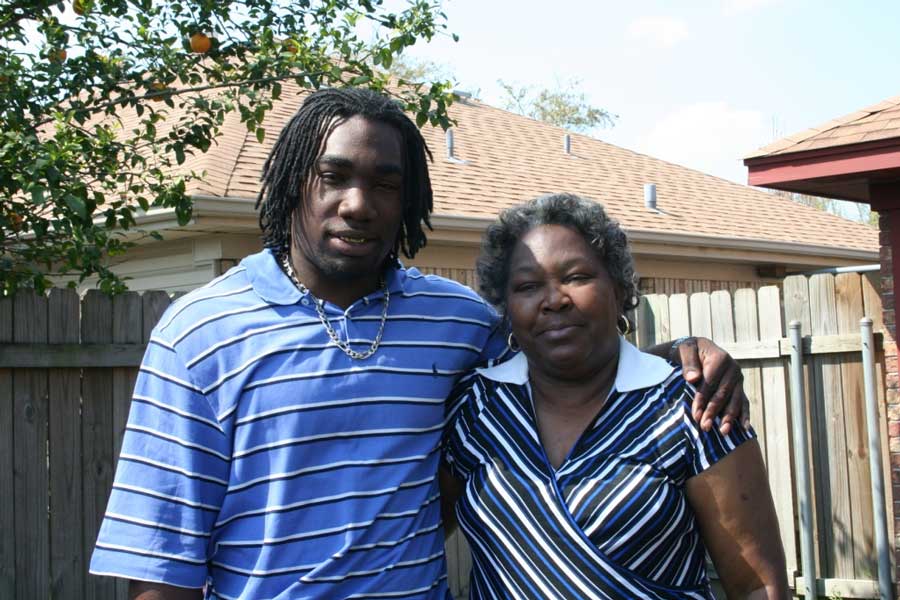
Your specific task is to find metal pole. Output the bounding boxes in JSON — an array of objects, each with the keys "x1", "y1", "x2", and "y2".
[
  {"x1": 860, "y1": 317, "x2": 893, "y2": 600},
  {"x1": 789, "y1": 320, "x2": 817, "y2": 599}
]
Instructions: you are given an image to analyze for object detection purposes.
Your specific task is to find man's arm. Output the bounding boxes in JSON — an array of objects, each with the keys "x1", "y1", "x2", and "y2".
[
  {"x1": 89, "y1": 334, "x2": 226, "y2": 589},
  {"x1": 644, "y1": 336, "x2": 748, "y2": 434},
  {"x1": 130, "y1": 581, "x2": 203, "y2": 600}
]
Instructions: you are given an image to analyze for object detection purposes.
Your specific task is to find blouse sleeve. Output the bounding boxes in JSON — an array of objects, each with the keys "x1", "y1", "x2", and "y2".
[
  {"x1": 678, "y1": 382, "x2": 757, "y2": 478},
  {"x1": 442, "y1": 372, "x2": 487, "y2": 482}
]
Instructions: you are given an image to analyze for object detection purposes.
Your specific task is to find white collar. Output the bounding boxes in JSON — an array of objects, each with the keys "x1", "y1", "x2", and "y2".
[{"x1": 476, "y1": 336, "x2": 674, "y2": 392}]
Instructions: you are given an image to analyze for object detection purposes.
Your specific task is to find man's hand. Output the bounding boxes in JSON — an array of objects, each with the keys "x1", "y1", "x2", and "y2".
[{"x1": 673, "y1": 337, "x2": 748, "y2": 435}]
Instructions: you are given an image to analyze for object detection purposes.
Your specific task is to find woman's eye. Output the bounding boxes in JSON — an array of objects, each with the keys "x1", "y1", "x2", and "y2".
[{"x1": 513, "y1": 282, "x2": 538, "y2": 293}]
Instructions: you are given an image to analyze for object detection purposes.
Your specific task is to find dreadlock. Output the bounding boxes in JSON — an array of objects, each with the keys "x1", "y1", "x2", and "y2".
[{"x1": 256, "y1": 87, "x2": 434, "y2": 262}]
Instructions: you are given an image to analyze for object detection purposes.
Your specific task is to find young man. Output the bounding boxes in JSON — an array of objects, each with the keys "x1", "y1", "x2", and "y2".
[{"x1": 90, "y1": 87, "x2": 747, "y2": 599}]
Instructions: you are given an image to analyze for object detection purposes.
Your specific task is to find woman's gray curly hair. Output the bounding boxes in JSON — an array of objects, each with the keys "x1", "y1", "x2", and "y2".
[{"x1": 476, "y1": 192, "x2": 640, "y2": 318}]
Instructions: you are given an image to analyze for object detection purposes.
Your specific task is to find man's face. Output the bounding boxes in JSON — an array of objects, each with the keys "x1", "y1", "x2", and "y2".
[{"x1": 291, "y1": 115, "x2": 404, "y2": 304}]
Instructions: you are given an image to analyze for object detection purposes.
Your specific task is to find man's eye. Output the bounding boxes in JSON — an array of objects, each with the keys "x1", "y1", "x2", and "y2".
[{"x1": 376, "y1": 179, "x2": 401, "y2": 191}]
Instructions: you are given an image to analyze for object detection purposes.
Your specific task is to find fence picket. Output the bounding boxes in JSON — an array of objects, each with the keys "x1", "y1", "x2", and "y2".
[
  {"x1": 782, "y1": 274, "x2": 824, "y2": 574},
  {"x1": 47, "y1": 289, "x2": 84, "y2": 600},
  {"x1": 81, "y1": 291, "x2": 117, "y2": 600},
  {"x1": 689, "y1": 292, "x2": 712, "y2": 339},
  {"x1": 861, "y1": 271, "x2": 895, "y2": 562},
  {"x1": 757, "y1": 285, "x2": 797, "y2": 576},
  {"x1": 668, "y1": 294, "x2": 691, "y2": 339},
  {"x1": 733, "y1": 289, "x2": 765, "y2": 453},
  {"x1": 861, "y1": 272, "x2": 884, "y2": 333},
  {"x1": 13, "y1": 290, "x2": 50, "y2": 600},
  {"x1": 0, "y1": 296, "x2": 13, "y2": 599},
  {"x1": 637, "y1": 294, "x2": 670, "y2": 347},
  {"x1": 709, "y1": 291, "x2": 735, "y2": 345},
  {"x1": 112, "y1": 293, "x2": 141, "y2": 461},
  {"x1": 809, "y1": 274, "x2": 853, "y2": 578},
  {"x1": 141, "y1": 291, "x2": 171, "y2": 342},
  {"x1": 834, "y1": 273, "x2": 876, "y2": 579}
]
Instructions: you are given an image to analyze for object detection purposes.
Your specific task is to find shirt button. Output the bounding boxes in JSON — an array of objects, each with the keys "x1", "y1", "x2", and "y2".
[
  {"x1": 301, "y1": 298, "x2": 310, "y2": 306},
  {"x1": 363, "y1": 297, "x2": 369, "y2": 305}
]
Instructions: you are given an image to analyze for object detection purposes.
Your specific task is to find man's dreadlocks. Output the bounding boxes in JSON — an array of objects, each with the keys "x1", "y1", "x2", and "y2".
[{"x1": 256, "y1": 87, "x2": 434, "y2": 262}]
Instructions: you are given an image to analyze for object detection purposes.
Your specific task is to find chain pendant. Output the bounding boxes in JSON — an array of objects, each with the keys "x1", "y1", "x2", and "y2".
[{"x1": 280, "y1": 254, "x2": 389, "y2": 360}]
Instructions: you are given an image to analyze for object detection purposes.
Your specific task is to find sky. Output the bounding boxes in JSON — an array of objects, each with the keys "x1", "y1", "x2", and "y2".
[{"x1": 400, "y1": 0, "x2": 900, "y2": 186}]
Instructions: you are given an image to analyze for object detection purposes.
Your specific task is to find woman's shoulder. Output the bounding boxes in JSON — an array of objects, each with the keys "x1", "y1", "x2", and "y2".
[{"x1": 447, "y1": 356, "x2": 528, "y2": 425}]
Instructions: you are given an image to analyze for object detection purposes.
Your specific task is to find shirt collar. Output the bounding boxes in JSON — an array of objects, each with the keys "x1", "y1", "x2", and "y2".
[
  {"x1": 244, "y1": 248, "x2": 406, "y2": 306},
  {"x1": 476, "y1": 336, "x2": 674, "y2": 392}
]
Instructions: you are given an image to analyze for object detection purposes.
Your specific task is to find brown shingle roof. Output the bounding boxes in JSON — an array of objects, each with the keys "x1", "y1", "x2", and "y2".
[
  {"x1": 746, "y1": 95, "x2": 900, "y2": 159},
  {"x1": 178, "y1": 82, "x2": 877, "y2": 254}
]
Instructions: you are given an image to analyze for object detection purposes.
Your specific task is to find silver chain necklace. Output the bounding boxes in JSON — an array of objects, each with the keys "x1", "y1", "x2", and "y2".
[{"x1": 280, "y1": 253, "x2": 390, "y2": 360}]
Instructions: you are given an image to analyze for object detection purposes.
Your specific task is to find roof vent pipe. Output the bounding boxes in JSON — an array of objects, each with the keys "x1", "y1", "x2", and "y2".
[
  {"x1": 563, "y1": 133, "x2": 572, "y2": 155},
  {"x1": 446, "y1": 128, "x2": 455, "y2": 159},
  {"x1": 644, "y1": 184, "x2": 657, "y2": 210}
]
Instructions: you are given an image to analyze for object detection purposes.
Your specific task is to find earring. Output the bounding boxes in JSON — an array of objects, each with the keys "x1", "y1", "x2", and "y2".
[
  {"x1": 507, "y1": 332, "x2": 521, "y2": 352},
  {"x1": 617, "y1": 314, "x2": 632, "y2": 336}
]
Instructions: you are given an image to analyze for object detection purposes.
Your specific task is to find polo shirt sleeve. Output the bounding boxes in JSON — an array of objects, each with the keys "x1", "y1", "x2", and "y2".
[
  {"x1": 89, "y1": 333, "x2": 229, "y2": 588},
  {"x1": 678, "y1": 383, "x2": 757, "y2": 478},
  {"x1": 476, "y1": 305, "x2": 511, "y2": 364}
]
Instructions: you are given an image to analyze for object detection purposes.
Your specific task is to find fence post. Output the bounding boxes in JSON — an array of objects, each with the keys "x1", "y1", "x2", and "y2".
[
  {"x1": 789, "y1": 320, "x2": 817, "y2": 598},
  {"x1": 860, "y1": 317, "x2": 892, "y2": 600}
]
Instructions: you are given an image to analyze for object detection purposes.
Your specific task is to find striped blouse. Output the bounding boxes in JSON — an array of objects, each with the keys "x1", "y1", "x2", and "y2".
[{"x1": 443, "y1": 337, "x2": 754, "y2": 600}]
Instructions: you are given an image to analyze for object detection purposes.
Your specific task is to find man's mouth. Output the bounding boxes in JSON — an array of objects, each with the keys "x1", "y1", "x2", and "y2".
[{"x1": 338, "y1": 235, "x2": 369, "y2": 244}]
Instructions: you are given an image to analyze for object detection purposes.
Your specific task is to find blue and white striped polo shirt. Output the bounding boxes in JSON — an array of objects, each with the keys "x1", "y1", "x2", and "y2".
[{"x1": 90, "y1": 248, "x2": 506, "y2": 599}]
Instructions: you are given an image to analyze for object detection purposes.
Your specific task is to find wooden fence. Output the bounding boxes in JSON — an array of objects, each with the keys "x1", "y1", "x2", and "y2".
[
  {"x1": 0, "y1": 271, "x2": 893, "y2": 599},
  {"x1": 631, "y1": 271, "x2": 889, "y2": 598}
]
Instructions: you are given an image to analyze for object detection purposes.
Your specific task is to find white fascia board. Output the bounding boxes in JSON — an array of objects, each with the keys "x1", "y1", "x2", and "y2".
[
  {"x1": 626, "y1": 229, "x2": 878, "y2": 262},
  {"x1": 126, "y1": 202, "x2": 878, "y2": 263},
  {"x1": 429, "y1": 214, "x2": 877, "y2": 262}
]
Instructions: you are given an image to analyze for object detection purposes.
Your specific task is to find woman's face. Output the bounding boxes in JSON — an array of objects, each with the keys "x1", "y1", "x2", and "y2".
[{"x1": 506, "y1": 224, "x2": 623, "y2": 380}]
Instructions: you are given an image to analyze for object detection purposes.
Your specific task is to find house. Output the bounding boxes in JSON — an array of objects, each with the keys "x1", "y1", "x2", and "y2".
[{"x1": 104, "y1": 81, "x2": 878, "y2": 293}]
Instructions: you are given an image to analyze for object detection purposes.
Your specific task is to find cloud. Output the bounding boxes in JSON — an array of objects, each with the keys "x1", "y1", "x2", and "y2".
[
  {"x1": 636, "y1": 102, "x2": 769, "y2": 184},
  {"x1": 625, "y1": 16, "x2": 689, "y2": 49}
]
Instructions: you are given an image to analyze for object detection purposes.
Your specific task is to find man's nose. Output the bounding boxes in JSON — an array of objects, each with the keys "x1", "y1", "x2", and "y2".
[{"x1": 337, "y1": 185, "x2": 377, "y2": 221}]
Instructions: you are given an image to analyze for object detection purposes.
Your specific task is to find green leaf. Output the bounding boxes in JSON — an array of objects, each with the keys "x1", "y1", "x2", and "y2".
[
  {"x1": 350, "y1": 75, "x2": 371, "y2": 85},
  {"x1": 256, "y1": 127, "x2": 265, "y2": 144},
  {"x1": 64, "y1": 194, "x2": 88, "y2": 220},
  {"x1": 415, "y1": 111, "x2": 427, "y2": 128}
]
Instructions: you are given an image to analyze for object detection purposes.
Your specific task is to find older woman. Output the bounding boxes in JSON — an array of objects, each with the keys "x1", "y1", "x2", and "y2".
[{"x1": 442, "y1": 193, "x2": 787, "y2": 599}]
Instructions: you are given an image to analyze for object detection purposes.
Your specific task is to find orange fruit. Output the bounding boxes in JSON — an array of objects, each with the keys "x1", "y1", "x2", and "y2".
[
  {"x1": 49, "y1": 48, "x2": 67, "y2": 62},
  {"x1": 190, "y1": 32, "x2": 212, "y2": 54},
  {"x1": 7, "y1": 213, "x2": 23, "y2": 231},
  {"x1": 73, "y1": 0, "x2": 88, "y2": 15},
  {"x1": 149, "y1": 81, "x2": 167, "y2": 101}
]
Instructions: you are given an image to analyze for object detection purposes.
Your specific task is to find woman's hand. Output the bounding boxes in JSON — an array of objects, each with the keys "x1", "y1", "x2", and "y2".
[
  {"x1": 686, "y1": 440, "x2": 789, "y2": 599},
  {"x1": 648, "y1": 336, "x2": 748, "y2": 434}
]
